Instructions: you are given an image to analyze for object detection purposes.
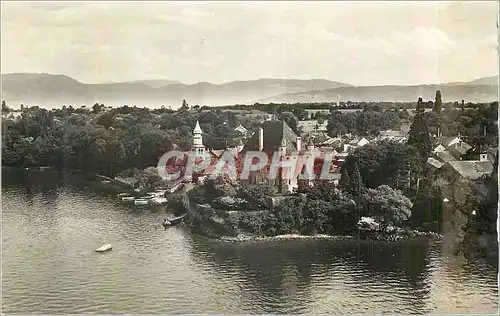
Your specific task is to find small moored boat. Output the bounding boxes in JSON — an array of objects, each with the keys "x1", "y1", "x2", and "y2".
[
  {"x1": 95, "y1": 244, "x2": 112, "y2": 252},
  {"x1": 121, "y1": 196, "x2": 134, "y2": 201},
  {"x1": 134, "y1": 199, "x2": 149, "y2": 205},
  {"x1": 151, "y1": 197, "x2": 168, "y2": 205},
  {"x1": 162, "y1": 214, "x2": 187, "y2": 229},
  {"x1": 117, "y1": 193, "x2": 129, "y2": 197}
]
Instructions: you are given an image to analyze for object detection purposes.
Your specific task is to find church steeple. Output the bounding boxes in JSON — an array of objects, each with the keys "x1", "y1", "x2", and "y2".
[
  {"x1": 193, "y1": 120, "x2": 202, "y2": 134},
  {"x1": 192, "y1": 120, "x2": 205, "y2": 152}
]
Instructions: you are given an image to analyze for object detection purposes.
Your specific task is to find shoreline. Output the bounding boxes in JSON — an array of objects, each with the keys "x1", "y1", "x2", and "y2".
[{"x1": 217, "y1": 231, "x2": 443, "y2": 243}]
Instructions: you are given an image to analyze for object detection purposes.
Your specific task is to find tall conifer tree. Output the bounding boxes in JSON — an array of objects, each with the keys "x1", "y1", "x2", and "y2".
[
  {"x1": 348, "y1": 162, "x2": 365, "y2": 197},
  {"x1": 408, "y1": 97, "x2": 432, "y2": 164},
  {"x1": 339, "y1": 166, "x2": 351, "y2": 190}
]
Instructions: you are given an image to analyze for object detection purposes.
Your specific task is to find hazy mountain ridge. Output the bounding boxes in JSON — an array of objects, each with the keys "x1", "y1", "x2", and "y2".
[
  {"x1": 257, "y1": 83, "x2": 498, "y2": 104},
  {"x1": 105, "y1": 79, "x2": 180, "y2": 88},
  {"x1": 1, "y1": 73, "x2": 497, "y2": 109},
  {"x1": 1, "y1": 73, "x2": 351, "y2": 108},
  {"x1": 442, "y1": 76, "x2": 498, "y2": 87}
]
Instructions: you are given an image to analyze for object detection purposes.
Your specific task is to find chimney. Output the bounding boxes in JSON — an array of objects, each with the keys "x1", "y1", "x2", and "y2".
[
  {"x1": 296, "y1": 136, "x2": 302, "y2": 151},
  {"x1": 258, "y1": 127, "x2": 264, "y2": 151}
]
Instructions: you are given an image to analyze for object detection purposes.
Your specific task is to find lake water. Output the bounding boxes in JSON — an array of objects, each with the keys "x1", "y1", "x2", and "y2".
[{"x1": 2, "y1": 168, "x2": 498, "y2": 314}]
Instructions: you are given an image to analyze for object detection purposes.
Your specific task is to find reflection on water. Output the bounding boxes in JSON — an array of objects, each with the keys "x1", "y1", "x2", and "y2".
[{"x1": 2, "y1": 168, "x2": 498, "y2": 314}]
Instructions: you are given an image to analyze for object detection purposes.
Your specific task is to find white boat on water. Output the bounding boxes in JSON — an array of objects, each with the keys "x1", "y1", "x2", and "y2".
[
  {"x1": 117, "y1": 193, "x2": 129, "y2": 197},
  {"x1": 95, "y1": 244, "x2": 112, "y2": 252},
  {"x1": 121, "y1": 196, "x2": 134, "y2": 201},
  {"x1": 151, "y1": 197, "x2": 168, "y2": 205},
  {"x1": 147, "y1": 190, "x2": 167, "y2": 198},
  {"x1": 134, "y1": 199, "x2": 149, "y2": 205}
]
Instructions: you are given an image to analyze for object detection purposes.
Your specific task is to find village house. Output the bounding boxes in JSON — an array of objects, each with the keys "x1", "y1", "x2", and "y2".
[
  {"x1": 443, "y1": 159, "x2": 494, "y2": 181},
  {"x1": 431, "y1": 134, "x2": 473, "y2": 163},
  {"x1": 304, "y1": 109, "x2": 331, "y2": 119},
  {"x1": 376, "y1": 130, "x2": 408, "y2": 143},
  {"x1": 297, "y1": 119, "x2": 328, "y2": 136},
  {"x1": 234, "y1": 124, "x2": 248, "y2": 136},
  {"x1": 346, "y1": 137, "x2": 369, "y2": 150},
  {"x1": 313, "y1": 133, "x2": 343, "y2": 148},
  {"x1": 427, "y1": 142, "x2": 495, "y2": 184}
]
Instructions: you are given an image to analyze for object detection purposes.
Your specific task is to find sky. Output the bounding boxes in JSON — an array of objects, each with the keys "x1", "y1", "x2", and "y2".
[{"x1": 1, "y1": 1, "x2": 498, "y2": 86}]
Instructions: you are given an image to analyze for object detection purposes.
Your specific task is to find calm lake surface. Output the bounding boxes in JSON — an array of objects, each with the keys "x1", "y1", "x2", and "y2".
[{"x1": 2, "y1": 168, "x2": 498, "y2": 314}]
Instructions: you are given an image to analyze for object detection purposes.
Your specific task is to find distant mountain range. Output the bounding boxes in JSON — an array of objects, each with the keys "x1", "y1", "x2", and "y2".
[
  {"x1": 1, "y1": 73, "x2": 497, "y2": 109},
  {"x1": 258, "y1": 82, "x2": 498, "y2": 104}
]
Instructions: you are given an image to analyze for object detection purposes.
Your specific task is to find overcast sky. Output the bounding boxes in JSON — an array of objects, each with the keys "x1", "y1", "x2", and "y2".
[{"x1": 1, "y1": 1, "x2": 498, "y2": 86}]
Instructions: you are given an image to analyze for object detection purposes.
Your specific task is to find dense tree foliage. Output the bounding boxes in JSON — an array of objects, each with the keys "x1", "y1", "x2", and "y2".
[
  {"x1": 210, "y1": 99, "x2": 481, "y2": 113},
  {"x1": 425, "y1": 101, "x2": 498, "y2": 147},
  {"x1": 362, "y1": 185, "x2": 413, "y2": 228},
  {"x1": 1, "y1": 104, "x2": 263, "y2": 176},
  {"x1": 342, "y1": 141, "x2": 421, "y2": 189},
  {"x1": 326, "y1": 109, "x2": 400, "y2": 137}
]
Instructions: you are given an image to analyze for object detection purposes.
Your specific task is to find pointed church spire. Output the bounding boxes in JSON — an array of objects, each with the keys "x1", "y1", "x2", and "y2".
[{"x1": 193, "y1": 120, "x2": 202, "y2": 134}]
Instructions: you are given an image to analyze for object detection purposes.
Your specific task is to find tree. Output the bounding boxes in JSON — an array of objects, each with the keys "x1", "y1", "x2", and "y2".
[
  {"x1": 293, "y1": 107, "x2": 308, "y2": 121},
  {"x1": 338, "y1": 167, "x2": 351, "y2": 190},
  {"x1": 408, "y1": 97, "x2": 432, "y2": 164},
  {"x1": 237, "y1": 183, "x2": 277, "y2": 209},
  {"x1": 2, "y1": 100, "x2": 10, "y2": 113},
  {"x1": 92, "y1": 103, "x2": 101, "y2": 114},
  {"x1": 180, "y1": 99, "x2": 189, "y2": 111},
  {"x1": 432, "y1": 90, "x2": 443, "y2": 113},
  {"x1": 348, "y1": 162, "x2": 365, "y2": 197},
  {"x1": 363, "y1": 185, "x2": 413, "y2": 228},
  {"x1": 434, "y1": 90, "x2": 442, "y2": 136},
  {"x1": 415, "y1": 97, "x2": 425, "y2": 113},
  {"x1": 279, "y1": 111, "x2": 299, "y2": 134}
]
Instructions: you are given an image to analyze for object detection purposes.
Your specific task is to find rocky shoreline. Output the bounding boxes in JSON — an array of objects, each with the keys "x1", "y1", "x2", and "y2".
[{"x1": 217, "y1": 231, "x2": 443, "y2": 243}]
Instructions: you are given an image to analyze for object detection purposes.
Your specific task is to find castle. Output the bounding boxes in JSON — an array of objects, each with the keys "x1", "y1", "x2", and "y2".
[{"x1": 187, "y1": 119, "x2": 338, "y2": 192}]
